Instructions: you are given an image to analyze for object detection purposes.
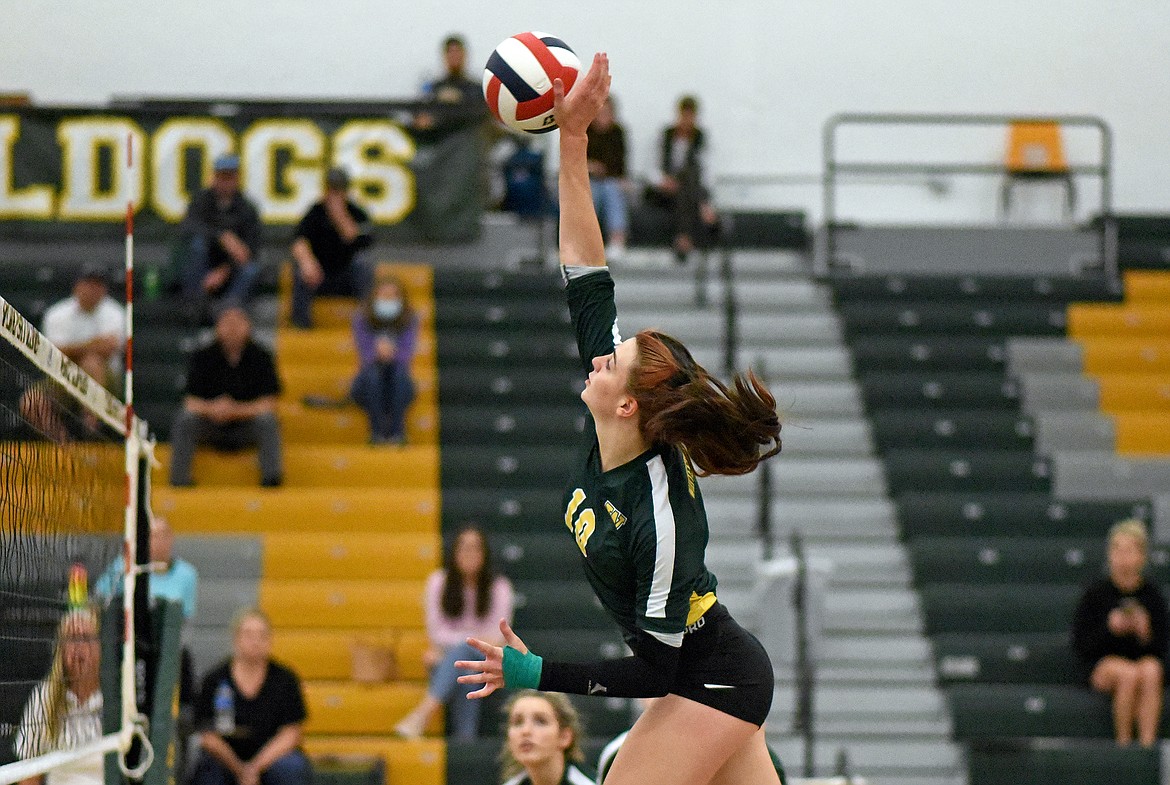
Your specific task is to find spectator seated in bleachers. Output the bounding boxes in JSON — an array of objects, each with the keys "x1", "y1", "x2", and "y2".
[
  {"x1": 42, "y1": 264, "x2": 125, "y2": 391},
  {"x1": 190, "y1": 609, "x2": 311, "y2": 785},
  {"x1": 170, "y1": 305, "x2": 284, "y2": 488},
  {"x1": 395, "y1": 525, "x2": 513, "y2": 740},
  {"x1": 644, "y1": 95, "x2": 719, "y2": 264},
  {"x1": 586, "y1": 95, "x2": 630, "y2": 261},
  {"x1": 499, "y1": 690, "x2": 593, "y2": 785},
  {"x1": 15, "y1": 606, "x2": 104, "y2": 785},
  {"x1": 179, "y1": 154, "x2": 262, "y2": 315},
  {"x1": 288, "y1": 167, "x2": 373, "y2": 329},
  {"x1": 349, "y1": 275, "x2": 419, "y2": 445},
  {"x1": 1072, "y1": 519, "x2": 1169, "y2": 747}
]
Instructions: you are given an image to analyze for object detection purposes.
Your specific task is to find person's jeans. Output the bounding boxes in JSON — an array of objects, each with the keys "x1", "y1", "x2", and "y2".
[
  {"x1": 590, "y1": 177, "x2": 629, "y2": 237},
  {"x1": 182, "y1": 233, "x2": 261, "y2": 304},
  {"x1": 429, "y1": 642, "x2": 485, "y2": 741},
  {"x1": 190, "y1": 749, "x2": 311, "y2": 785},
  {"x1": 349, "y1": 361, "x2": 415, "y2": 440},
  {"x1": 169, "y1": 409, "x2": 283, "y2": 486},
  {"x1": 290, "y1": 253, "x2": 373, "y2": 328}
]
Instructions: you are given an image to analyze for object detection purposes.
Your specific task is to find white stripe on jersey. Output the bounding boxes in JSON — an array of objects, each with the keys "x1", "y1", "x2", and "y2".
[
  {"x1": 645, "y1": 455, "x2": 677, "y2": 624},
  {"x1": 611, "y1": 319, "x2": 622, "y2": 349},
  {"x1": 567, "y1": 765, "x2": 595, "y2": 785},
  {"x1": 502, "y1": 775, "x2": 525, "y2": 785}
]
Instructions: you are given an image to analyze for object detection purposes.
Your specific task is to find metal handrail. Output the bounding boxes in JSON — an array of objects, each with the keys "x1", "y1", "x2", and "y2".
[
  {"x1": 821, "y1": 112, "x2": 1115, "y2": 279},
  {"x1": 791, "y1": 529, "x2": 816, "y2": 777},
  {"x1": 719, "y1": 240, "x2": 738, "y2": 379}
]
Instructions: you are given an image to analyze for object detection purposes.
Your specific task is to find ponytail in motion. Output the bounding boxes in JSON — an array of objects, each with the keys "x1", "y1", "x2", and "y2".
[{"x1": 628, "y1": 330, "x2": 781, "y2": 476}]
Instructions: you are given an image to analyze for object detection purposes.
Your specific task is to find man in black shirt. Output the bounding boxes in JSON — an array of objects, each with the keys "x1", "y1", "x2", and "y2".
[
  {"x1": 289, "y1": 167, "x2": 373, "y2": 328},
  {"x1": 180, "y1": 154, "x2": 263, "y2": 308},
  {"x1": 170, "y1": 305, "x2": 283, "y2": 487},
  {"x1": 191, "y1": 609, "x2": 310, "y2": 785}
]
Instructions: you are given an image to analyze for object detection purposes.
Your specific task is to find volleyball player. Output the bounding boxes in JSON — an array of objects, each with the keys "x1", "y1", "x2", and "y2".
[{"x1": 456, "y1": 54, "x2": 783, "y2": 785}]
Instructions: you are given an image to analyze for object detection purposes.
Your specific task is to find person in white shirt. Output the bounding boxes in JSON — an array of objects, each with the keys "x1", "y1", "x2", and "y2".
[
  {"x1": 41, "y1": 265, "x2": 126, "y2": 391},
  {"x1": 15, "y1": 607, "x2": 104, "y2": 785}
]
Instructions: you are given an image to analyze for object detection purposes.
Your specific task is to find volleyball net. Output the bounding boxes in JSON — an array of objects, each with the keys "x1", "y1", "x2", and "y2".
[{"x1": 0, "y1": 291, "x2": 154, "y2": 785}]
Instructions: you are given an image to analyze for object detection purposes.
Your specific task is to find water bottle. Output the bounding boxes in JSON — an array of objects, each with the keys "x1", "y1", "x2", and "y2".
[
  {"x1": 143, "y1": 267, "x2": 160, "y2": 301},
  {"x1": 213, "y1": 681, "x2": 235, "y2": 735}
]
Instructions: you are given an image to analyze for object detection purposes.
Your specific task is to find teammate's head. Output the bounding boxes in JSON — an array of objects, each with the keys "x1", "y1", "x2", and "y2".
[
  {"x1": 499, "y1": 690, "x2": 584, "y2": 783},
  {"x1": 58, "y1": 607, "x2": 100, "y2": 687},
  {"x1": 1108, "y1": 518, "x2": 1148, "y2": 581},
  {"x1": 628, "y1": 330, "x2": 781, "y2": 476}
]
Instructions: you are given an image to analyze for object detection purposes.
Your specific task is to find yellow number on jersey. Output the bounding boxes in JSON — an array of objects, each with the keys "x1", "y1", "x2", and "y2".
[{"x1": 564, "y1": 488, "x2": 596, "y2": 556}]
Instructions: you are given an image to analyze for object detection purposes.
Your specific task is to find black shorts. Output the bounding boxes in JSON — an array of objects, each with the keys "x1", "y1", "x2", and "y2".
[{"x1": 669, "y1": 602, "x2": 774, "y2": 725}]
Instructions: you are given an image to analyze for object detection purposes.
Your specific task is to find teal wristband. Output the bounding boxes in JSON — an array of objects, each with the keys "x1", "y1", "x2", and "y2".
[{"x1": 502, "y1": 646, "x2": 543, "y2": 689}]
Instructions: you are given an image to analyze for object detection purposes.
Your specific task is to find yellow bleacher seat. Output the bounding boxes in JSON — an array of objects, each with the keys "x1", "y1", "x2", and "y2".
[
  {"x1": 284, "y1": 297, "x2": 436, "y2": 331},
  {"x1": 261, "y1": 579, "x2": 425, "y2": 628},
  {"x1": 1079, "y1": 340, "x2": 1170, "y2": 374},
  {"x1": 1113, "y1": 413, "x2": 1170, "y2": 456},
  {"x1": 269, "y1": 628, "x2": 431, "y2": 681},
  {"x1": 263, "y1": 532, "x2": 439, "y2": 580},
  {"x1": 1123, "y1": 271, "x2": 1170, "y2": 305},
  {"x1": 152, "y1": 443, "x2": 438, "y2": 488},
  {"x1": 276, "y1": 330, "x2": 435, "y2": 370},
  {"x1": 1094, "y1": 374, "x2": 1170, "y2": 413},
  {"x1": 278, "y1": 365, "x2": 436, "y2": 405},
  {"x1": 304, "y1": 737, "x2": 444, "y2": 785},
  {"x1": 277, "y1": 400, "x2": 437, "y2": 445},
  {"x1": 1068, "y1": 304, "x2": 1170, "y2": 338},
  {"x1": 155, "y1": 486, "x2": 438, "y2": 534},
  {"x1": 303, "y1": 682, "x2": 430, "y2": 736}
]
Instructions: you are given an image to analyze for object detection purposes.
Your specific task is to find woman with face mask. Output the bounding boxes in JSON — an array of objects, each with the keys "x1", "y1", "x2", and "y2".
[{"x1": 350, "y1": 276, "x2": 418, "y2": 445}]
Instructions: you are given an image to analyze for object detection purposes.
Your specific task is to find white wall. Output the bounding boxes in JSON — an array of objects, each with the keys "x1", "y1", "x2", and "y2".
[{"x1": 4, "y1": 0, "x2": 1168, "y2": 220}]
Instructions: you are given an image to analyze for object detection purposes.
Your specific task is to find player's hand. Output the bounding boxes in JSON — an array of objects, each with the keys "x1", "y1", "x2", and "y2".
[
  {"x1": 552, "y1": 52, "x2": 610, "y2": 137},
  {"x1": 454, "y1": 619, "x2": 529, "y2": 699}
]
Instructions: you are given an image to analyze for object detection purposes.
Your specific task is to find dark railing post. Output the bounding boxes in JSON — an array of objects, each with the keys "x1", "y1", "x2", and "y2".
[
  {"x1": 790, "y1": 529, "x2": 816, "y2": 778},
  {"x1": 721, "y1": 243, "x2": 737, "y2": 379},
  {"x1": 755, "y1": 357, "x2": 775, "y2": 561}
]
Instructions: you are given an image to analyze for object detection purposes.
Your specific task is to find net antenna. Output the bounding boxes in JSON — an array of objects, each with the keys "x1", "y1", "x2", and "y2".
[{"x1": 0, "y1": 134, "x2": 155, "y2": 785}]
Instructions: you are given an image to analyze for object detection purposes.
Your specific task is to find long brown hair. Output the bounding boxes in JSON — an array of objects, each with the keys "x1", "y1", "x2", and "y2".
[
  {"x1": 498, "y1": 690, "x2": 585, "y2": 783},
  {"x1": 440, "y1": 525, "x2": 496, "y2": 619},
  {"x1": 628, "y1": 330, "x2": 781, "y2": 476}
]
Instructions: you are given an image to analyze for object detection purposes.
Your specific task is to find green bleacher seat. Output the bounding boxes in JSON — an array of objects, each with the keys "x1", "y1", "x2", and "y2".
[
  {"x1": 884, "y1": 450, "x2": 1051, "y2": 494},
  {"x1": 831, "y1": 274, "x2": 1119, "y2": 303},
  {"x1": 921, "y1": 583, "x2": 1080, "y2": 634},
  {"x1": 0, "y1": 262, "x2": 74, "y2": 293},
  {"x1": 512, "y1": 580, "x2": 611, "y2": 630},
  {"x1": 870, "y1": 410, "x2": 1033, "y2": 451},
  {"x1": 850, "y1": 336, "x2": 1008, "y2": 372},
  {"x1": 441, "y1": 488, "x2": 563, "y2": 535},
  {"x1": 437, "y1": 331, "x2": 579, "y2": 368},
  {"x1": 133, "y1": 327, "x2": 204, "y2": 361},
  {"x1": 969, "y1": 744, "x2": 1159, "y2": 785},
  {"x1": 934, "y1": 632, "x2": 1083, "y2": 685},
  {"x1": 436, "y1": 298, "x2": 571, "y2": 331},
  {"x1": 132, "y1": 360, "x2": 187, "y2": 401},
  {"x1": 839, "y1": 301, "x2": 1066, "y2": 337},
  {"x1": 438, "y1": 369, "x2": 583, "y2": 405},
  {"x1": 907, "y1": 537, "x2": 1135, "y2": 585},
  {"x1": 432, "y1": 270, "x2": 562, "y2": 298},
  {"x1": 440, "y1": 406, "x2": 587, "y2": 446},
  {"x1": 895, "y1": 493, "x2": 1152, "y2": 539},
  {"x1": 859, "y1": 372, "x2": 1020, "y2": 410},
  {"x1": 949, "y1": 684, "x2": 1112, "y2": 739},
  {"x1": 441, "y1": 446, "x2": 577, "y2": 489},
  {"x1": 492, "y1": 532, "x2": 581, "y2": 580}
]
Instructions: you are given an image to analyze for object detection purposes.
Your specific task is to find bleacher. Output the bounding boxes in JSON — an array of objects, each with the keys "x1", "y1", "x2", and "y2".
[{"x1": 830, "y1": 271, "x2": 1166, "y2": 784}]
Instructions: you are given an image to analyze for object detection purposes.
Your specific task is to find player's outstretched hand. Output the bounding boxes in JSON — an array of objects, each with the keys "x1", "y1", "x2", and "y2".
[
  {"x1": 455, "y1": 619, "x2": 529, "y2": 699},
  {"x1": 553, "y1": 52, "x2": 610, "y2": 137}
]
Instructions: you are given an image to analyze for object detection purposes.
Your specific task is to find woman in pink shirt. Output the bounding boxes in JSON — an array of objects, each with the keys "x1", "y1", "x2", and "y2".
[{"x1": 396, "y1": 525, "x2": 513, "y2": 740}]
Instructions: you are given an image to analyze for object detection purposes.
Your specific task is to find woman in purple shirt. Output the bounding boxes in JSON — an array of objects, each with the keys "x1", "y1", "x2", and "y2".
[
  {"x1": 350, "y1": 276, "x2": 418, "y2": 444},
  {"x1": 396, "y1": 525, "x2": 514, "y2": 740}
]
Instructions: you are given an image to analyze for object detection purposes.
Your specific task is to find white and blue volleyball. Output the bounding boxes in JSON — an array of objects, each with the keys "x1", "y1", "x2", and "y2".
[{"x1": 483, "y1": 32, "x2": 580, "y2": 134}]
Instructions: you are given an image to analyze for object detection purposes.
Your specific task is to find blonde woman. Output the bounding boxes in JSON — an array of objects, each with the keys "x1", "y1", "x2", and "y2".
[
  {"x1": 1072, "y1": 519, "x2": 1169, "y2": 747},
  {"x1": 499, "y1": 691, "x2": 593, "y2": 785},
  {"x1": 15, "y1": 607, "x2": 104, "y2": 785}
]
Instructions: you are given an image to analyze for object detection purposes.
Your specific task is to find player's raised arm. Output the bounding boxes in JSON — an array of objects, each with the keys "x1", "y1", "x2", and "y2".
[{"x1": 553, "y1": 53, "x2": 611, "y2": 269}]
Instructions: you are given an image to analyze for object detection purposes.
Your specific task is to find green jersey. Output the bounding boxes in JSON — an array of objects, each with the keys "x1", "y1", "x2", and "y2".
[{"x1": 563, "y1": 268, "x2": 719, "y2": 649}]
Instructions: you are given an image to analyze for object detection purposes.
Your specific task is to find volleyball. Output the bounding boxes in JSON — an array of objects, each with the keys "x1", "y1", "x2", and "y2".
[{"x1": 483, "y1": 32, "x2": 580, "y2": 134}]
